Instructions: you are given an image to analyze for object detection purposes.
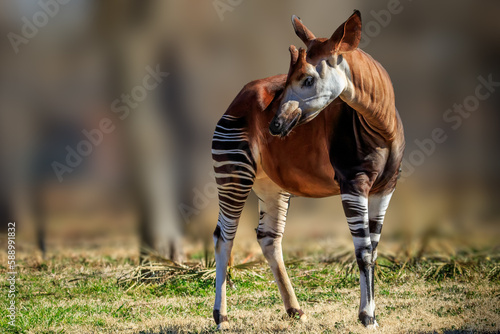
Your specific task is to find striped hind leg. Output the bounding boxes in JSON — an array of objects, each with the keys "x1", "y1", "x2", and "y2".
[
  {"x1": 254, "y1": 179, "x2": 306, "y2": 321},
  {"x1": 211, "y1": 115, "x2": 256, "y2": 329}
]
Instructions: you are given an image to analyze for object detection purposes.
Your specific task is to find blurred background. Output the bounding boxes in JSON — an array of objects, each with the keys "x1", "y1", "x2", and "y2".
[{"x1": 0, "y1": 0, "x2": 499, "y2": 262}]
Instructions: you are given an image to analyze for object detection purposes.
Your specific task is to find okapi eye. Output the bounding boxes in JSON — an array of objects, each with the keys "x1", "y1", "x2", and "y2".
[{"x1": 303, "y1": 76, "x2": 314, "y2": 88}]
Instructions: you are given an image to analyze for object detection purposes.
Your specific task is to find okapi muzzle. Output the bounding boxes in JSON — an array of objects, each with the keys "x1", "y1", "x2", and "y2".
[
  {"x1": 269, "y1": 100, "x2": 302, "y2": 137},
  {"x1": 269, "y1": 46, "x2": 304, "y2": 137}
]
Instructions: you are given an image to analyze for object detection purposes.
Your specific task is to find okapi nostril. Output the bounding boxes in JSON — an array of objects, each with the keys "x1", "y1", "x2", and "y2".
[{"x1": 269, "y1": 119, "x2": 283, "y2": 135}]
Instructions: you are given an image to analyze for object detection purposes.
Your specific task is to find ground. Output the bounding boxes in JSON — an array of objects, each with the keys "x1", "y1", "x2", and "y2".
[{"x1": 1, "y1": 186, "x2": 499, "y2": 333}]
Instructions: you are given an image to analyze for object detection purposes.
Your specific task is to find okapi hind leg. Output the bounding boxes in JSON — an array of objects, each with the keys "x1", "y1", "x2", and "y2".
[
  {"x1": 212, "y1": 182, "x2": 254, "y2": 329},
  {"x1": 212, "y1": 114, "x2": 256, "y2": 329},
  {"x1": 254, "y1": 179, "x2": 306, "y2": 322},
  {"x1": 212, "y1": 222, "x2": 235, "y2": 330}
]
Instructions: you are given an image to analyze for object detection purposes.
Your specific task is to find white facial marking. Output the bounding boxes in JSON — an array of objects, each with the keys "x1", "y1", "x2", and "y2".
[{"x1": 278, "y1": 55, "x2": 353, "y2": 128}]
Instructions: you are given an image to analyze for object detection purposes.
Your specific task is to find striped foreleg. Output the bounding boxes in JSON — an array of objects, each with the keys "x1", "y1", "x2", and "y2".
[
  {"x1": 368, "y1": 191, "x2": 394, "y2": 261},
  {"x1": 341, "y1": 193, "x2": 377, "y2": 328}
]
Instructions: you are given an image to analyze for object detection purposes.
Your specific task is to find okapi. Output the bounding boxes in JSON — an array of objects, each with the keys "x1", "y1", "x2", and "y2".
[{"x1": 212, "y1": 10, "x2": 404, "y2": 329}]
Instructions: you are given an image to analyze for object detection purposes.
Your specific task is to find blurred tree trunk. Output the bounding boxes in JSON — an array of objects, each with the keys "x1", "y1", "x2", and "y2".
[{"x1": 94, "y1": 0, "x2": 187, "y2": 262}]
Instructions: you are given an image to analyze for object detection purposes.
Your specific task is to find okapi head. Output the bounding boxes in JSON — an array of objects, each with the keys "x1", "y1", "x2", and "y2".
[{"x1": 269, "y1": 10, "x2": 362, "y2": 137}]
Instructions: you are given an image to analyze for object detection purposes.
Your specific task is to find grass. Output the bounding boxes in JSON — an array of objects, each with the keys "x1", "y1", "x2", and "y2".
[{"x1": 0, "y1": 246, "x2": 499, "y2": 333}]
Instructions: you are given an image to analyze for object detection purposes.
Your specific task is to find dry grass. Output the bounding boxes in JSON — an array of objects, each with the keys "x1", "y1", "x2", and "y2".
[
  {"x1": 1, "y1": 240, "x2": 498, "y2": 334},
  {"x1": 46, "y1": 282, "x2": 497, "y2": 334},
  {"x1": 1, "y1": 182, "x2": 499, "y2": 333}
]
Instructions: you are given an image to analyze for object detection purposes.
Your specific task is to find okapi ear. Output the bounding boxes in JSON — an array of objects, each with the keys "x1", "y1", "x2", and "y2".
[
  {"x1": 330, "y1": 10, "x2": 362, "y2": 53},
  {"x1": 291, "y1": 15, "x2": 316, "y2": 47}
]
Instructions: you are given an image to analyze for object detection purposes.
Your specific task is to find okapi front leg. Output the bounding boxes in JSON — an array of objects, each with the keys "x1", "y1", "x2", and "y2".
[
  {"x1": 341, "y1": 193, "x2": 377, "y2": 328},
  {"x1": 254, "y1": 181, "x2": 306, "y2": 322},
  {"x1": 368, "y1": 191, "x2": 394, "y2": 262}
]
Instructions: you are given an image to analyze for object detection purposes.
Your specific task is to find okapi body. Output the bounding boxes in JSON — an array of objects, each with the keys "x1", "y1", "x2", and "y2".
[{"x1": 212, "y1": 11, "x2": 404, "y2": 329}]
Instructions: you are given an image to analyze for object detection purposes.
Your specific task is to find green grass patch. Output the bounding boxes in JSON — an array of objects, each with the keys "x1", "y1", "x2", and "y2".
[{"x1": 0, "y1": 248, "x2": 498, "y2": 333}]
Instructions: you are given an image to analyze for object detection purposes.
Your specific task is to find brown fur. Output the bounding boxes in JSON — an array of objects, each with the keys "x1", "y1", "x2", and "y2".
[
  {"x1": 222, "y1": 71, "x2": 403, "y2": 197},
  {"x1": 220, "y1": 11, "x2": 404, "y2": 198}
]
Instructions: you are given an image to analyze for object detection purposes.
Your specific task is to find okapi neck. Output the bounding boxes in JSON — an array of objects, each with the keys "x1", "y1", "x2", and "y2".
[{"x1": 340, "y1": 49, "x2": 399, "y2": 141}]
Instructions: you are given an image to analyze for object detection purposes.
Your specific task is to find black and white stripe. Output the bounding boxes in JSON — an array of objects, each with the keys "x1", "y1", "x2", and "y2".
[
  {"x1": 212, "y1": 115, "x2": 256, "y2": 241},
  {"x1": 256, "y1": 190, "x2": 290, "y2": 239},
  {"x1": 341, "y1": 193, "x2": 371, "y2": 250},
  {"x1": 340, "y1": 193, "x2": 375, "y2": 326},
  {"x1": 368, "y1": 192, "x2": 393, "y2": 251},
  {"x1": 341, "y1": 191, "x2": 394, "y2": 327}
]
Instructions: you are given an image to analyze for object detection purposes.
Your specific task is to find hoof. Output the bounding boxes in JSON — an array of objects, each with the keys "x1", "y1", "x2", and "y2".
[
  {"x1": 286, "y1": 308, "x2": 307, "y2": 322},
  {"x1": 213, "y1": 309, "x2": 229, "y2": 330},
  {"x1": 217, "y1": 321, "x2": 230, "y2": 330},
  {"x1": 359, "y1": 311, "x2": 378, "y2": 328}
]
